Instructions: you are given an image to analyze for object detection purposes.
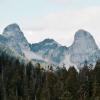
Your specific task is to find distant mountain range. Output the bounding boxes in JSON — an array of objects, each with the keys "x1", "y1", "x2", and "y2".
[{"x1": 0, "y1": 23, "x2": 100, "y2": 69}]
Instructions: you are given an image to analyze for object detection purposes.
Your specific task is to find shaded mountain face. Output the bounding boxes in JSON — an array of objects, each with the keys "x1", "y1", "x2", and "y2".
[
  {"x1": 0, "y1": 23, "x2": 100, "y2": 69},
  {"x1": 30, "y1": 39, "x2": 68, "y2": 64}
]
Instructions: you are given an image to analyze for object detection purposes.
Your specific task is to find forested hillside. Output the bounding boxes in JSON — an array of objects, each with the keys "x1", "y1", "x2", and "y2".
[{"x1": 0, "y1": 52, "x2": 100, "y2": 100}]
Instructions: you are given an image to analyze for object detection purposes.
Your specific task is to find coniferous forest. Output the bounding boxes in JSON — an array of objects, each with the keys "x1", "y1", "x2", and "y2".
[{"x1": 0, "y1": 52, "x2": 100, "y2": 100}]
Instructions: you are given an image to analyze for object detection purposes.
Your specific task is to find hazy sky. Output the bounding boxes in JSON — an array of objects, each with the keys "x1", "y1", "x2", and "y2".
[{"x1": 0, "y1": 0, "x2": 100, "y2": 47}]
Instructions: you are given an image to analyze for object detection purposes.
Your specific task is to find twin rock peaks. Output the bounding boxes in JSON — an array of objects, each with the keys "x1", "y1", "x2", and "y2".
[{"x1": 0, "y1": 23, "x2": 100, "y2": 69}]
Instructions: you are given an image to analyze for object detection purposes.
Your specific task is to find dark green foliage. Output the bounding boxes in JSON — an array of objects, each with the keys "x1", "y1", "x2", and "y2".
[{"x1": 0, "y1": 52, "x2": 100, "y2": 100}]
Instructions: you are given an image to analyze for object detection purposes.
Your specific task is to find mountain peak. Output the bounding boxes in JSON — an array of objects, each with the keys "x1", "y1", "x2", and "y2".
[
  {"x1": 3, "y1": 23, "x2": 24, "y2": 38},
  {"x1": 75, "y1": 29, "x2": 91, "y2": 39},
  {"x1": 43, "y1": 38, "x2": 57, "y2": 43},
  {"x1": 42, "y1": 38, "x2": 61, "y2": 46},
  {"x1": 1, "y1": 23, "x2": 31, "y2": 55},
  {"x1": 71, "y1": 29, "x2": 98, "y2": 55},
  {"x1": 3, "y1": 23, "x2": 20, "y2": 32},
  {"x1": 76, "y1": 29, "x2": 88, "y2": 33}
]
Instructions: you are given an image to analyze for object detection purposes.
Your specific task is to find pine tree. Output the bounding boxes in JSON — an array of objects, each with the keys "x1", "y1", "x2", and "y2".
[
  {"x1": 66, "y1": 67, "x2": 79, "y2": 100},
  {"x1": 92, "y1": 60, "x2": 100, "y2": 99}
]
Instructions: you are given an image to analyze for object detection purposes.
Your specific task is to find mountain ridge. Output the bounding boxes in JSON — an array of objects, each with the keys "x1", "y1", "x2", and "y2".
[
  {"x1": 0, "y1": 23, "x2": 100, "y2": 69},
  {"x1": 30, "y1": 29, "x2": 100, "y2": 68}
]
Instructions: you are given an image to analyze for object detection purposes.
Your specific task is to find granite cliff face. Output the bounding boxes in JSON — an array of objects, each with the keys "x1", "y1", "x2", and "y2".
[
  {"x1": 0, "y1": 23, "x2": 43, "y2": 61},
  {"x1": 31, "y1": 29, "x2": 100, "y2": 68},
  {"x1": 68, "y1": 29, "x2": 99, "y2": 68}
]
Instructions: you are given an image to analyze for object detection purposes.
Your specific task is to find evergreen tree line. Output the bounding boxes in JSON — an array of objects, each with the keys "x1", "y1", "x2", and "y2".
[{"x1": 0, "y1": 52, "x2": 100, "y2": 100}]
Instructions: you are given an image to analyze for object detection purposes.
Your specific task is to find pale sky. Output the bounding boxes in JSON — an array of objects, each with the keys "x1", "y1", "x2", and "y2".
[{"x1": 0, "y1": 0, "x2": 100, "y2": 47}]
